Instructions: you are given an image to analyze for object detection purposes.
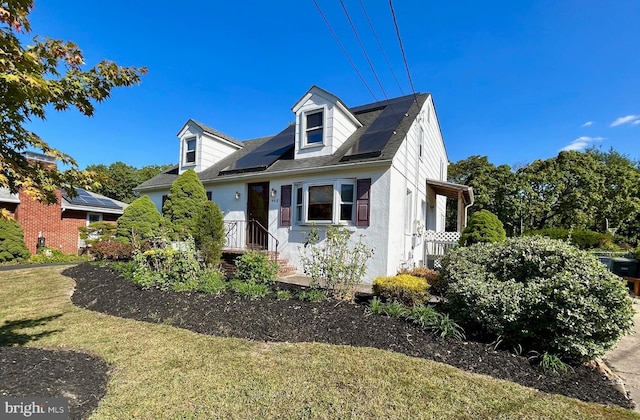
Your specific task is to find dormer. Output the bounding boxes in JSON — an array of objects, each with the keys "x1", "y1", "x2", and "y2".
[
  {"x1": 291, "y1": 86, "x2": 362, "y2": 159},
  {"x1": 177, "y1": 119, "x2": 243, "y2": 173}
]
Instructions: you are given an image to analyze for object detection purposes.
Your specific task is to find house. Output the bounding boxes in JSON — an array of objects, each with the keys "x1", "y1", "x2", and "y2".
[
  {"x1": 0, "y1": 153, "x2": 128, "y2": 254},
  {"x1": 135, "y1": 86, "x2": 473, "y2": 283}
]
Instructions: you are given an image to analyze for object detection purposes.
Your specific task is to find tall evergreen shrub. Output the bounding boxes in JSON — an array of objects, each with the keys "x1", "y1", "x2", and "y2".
[
  {"x1": 459, "y1": 209, "x2": 506, "y2": 246},
  {"x1": 116, "y1": 195, "x2": 164, "y2": 242},
  {"x1": 0, "y1": 217, "x2": 30, "y2": 262},
  {"x1": 162, "y1": 169, "x2": 207, "y2": 238},
  {"x1": 194, "y1": 201, "x2": 226, "y2": 265}
]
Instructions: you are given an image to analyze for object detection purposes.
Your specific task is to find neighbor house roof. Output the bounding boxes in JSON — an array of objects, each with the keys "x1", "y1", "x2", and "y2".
[
  {"x1": 0, "y1": 188, "x2": 20, "y2": 203},
  {"x1": 61, "y1": 188, "x2": 128, "y2": 214},
  {"x1": 136, "y1": 93, "x2": 430, "y2": 191}
]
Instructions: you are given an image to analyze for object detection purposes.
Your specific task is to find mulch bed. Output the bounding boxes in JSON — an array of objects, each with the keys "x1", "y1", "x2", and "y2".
[{"x1": 1, "y1": 262, "x2": 634, "y2": 417}]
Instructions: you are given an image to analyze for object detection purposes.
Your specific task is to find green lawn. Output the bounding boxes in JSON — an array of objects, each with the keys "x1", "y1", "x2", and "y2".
[{"x1": 1, "y1": 266, "x2": 638, "y2": 420}]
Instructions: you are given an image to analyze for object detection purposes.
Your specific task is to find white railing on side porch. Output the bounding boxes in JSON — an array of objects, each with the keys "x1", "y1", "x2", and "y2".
[
  {"x1": 423, "y1": 230, "x2": 461, "y2": 269},
  {"x1": 223, "y1": 220, "x2": 279, "y2": 256}
]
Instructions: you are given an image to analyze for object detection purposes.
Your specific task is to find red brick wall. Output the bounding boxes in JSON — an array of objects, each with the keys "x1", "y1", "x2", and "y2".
[{"x1": 15, "y1": 189, "x2": 66, "y2": 253}]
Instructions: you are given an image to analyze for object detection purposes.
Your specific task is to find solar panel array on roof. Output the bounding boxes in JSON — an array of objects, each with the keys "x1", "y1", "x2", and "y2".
[
  {"x1": 62, "y1": 188, "x2": 123, "y2": 210},
  {"x1": 219, "y1": 125, "x2": 295, "y2": 175},
  {"x1": 341, "y1": 94, "x2": 416, "y2": 161}
]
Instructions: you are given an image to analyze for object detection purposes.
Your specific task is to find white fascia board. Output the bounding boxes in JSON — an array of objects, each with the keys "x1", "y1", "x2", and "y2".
[{"x1": 61, "y1": 204, "x2": 124, "y2": 215}]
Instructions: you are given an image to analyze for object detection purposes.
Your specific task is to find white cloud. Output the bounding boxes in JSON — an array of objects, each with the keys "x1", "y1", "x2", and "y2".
[
  {"x1": 610, "y1": 115, "x2": 640, "y2": 127},
  {"x1": 560, "y1": 136, "x2": 604, "y2": 152},
  {"x1": 581, "y1": 121, "x2": 593, "y2": 127}
]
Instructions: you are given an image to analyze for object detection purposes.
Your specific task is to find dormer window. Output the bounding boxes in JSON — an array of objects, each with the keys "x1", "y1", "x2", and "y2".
[
  {"x1": 305, "y1": 110, "x2": 324, "y2": 145},
  {"x1": 185, "y1": 137, "x2": 196, "y2": 164}
]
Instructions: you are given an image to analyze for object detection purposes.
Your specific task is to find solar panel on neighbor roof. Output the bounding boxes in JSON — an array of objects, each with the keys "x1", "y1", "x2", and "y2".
[
  {"x1": 62, "y1": 189, "x2": 122, "y2": 210},
  {"x1": 219, "y1": 125, "x2": 295, "y2": 175},
  {"x1": 341, "y1": 94, "x2": 416, "y2": 161}
]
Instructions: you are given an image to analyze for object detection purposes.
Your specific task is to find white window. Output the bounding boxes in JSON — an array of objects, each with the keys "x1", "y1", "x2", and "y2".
[
  {"x1": 87, "y1": 213, "x2": 102, "y2": 225},
  {"x1": 304, "y1": 110, "x2": 324, "y2": 145},
  {"x1": 294, "y1": 180, "x2": 355, "y2": 224},
  {"x1": 184, "y1": 137, "x2": 196, "y2": 164}
]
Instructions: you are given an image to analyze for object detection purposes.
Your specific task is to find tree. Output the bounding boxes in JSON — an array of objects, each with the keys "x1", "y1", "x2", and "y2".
[
  {"x1": 193, "y1": 201, "x2": 226, "y2": 266},
  {"x1": 116, "y1": 196, "x2": 164, "y2": 243},
  {"x1": 162, "y1": 169, "x2": 207, "y2": 238},
  {"x1": 86, "y1": 162, "x2": 173, "y2": 203},
  {"x1": 0, "y1": 217, "x2": 30, "y2": 262},
  {"x1": 459, "y1": 210, "x2": 506, "y2": 246},
  {"x1": 0, "y1": 1, "x2": 146, "y2": 205}
]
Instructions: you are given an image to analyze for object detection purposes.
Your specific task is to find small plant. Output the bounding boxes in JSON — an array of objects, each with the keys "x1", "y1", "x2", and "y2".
[
  {"x1": 432, "y1": 313, "x2": 466, "y2": 340},
  {"x1": 373, "y1": 274, "x2": 429, "y2": 306},
  {"x1": 382, "y1": 301, "x2": 407, "y2": 317},
  {"x1": 529, "y1": 352, "x2": 572, "y2": 376},
  {"x1": 368, "y1": 296, "x2": 384, "y2": 315},
  {"x1": 276, "y1": 290, "x2": 292, "y2": 300},
  {"x1": 234, "y1": 251, "x2": 279, "y2": 285},
  {"x1": 404, "y1": 304, "x2": 440, "y2": 329},
  {"x1": 197, "y1": 269, "x2": 227, "y2": 294},
  {"x1": 298, "y1": 288, "x2": 327, "y2": 302},
  {"x1": 300, "y1": 225, "x2": 374, "y2": 301},
  {"x1": 230, "y1": 280, "x2": 270, "y2": 299}
]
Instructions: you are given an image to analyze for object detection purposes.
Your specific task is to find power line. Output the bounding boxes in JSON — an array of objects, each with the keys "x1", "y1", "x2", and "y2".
[
  {"x1": 311, "y1": 0, "x2": 379, "y2": 102},
  {"x1": 358, "y1": 0, "x2": 404, "y2": 96},
  {"x1": 389, "y1": 0, "x2": 420, "y2": 106},
  {"x1": 338, "y1": 0, "x2": 390, "y2": 102}
]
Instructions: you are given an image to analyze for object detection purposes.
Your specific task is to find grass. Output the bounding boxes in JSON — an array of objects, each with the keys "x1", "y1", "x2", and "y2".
[{"x1": 1, "y1": 266, "x2": 639, "y2": 419}]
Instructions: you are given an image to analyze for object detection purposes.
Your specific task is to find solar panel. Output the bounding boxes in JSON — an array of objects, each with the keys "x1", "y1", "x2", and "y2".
[
  {"x1": 341, "y1": 94, "x2": 416, "y2": 161},
  {"x1": 219, "y1": 125, "x2": 295, "y2": 175},
  {"x1": 62, "y1": 188, "x2": 123, "y2": 210}
]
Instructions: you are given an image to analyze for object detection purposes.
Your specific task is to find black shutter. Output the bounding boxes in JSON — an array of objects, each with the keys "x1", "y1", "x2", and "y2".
[
  {"x1": 280, "y1": 185, "x2": 292, "y2": 227},
  {"x1": 356, "y1": 178, "x2": 371, "y2": 227}
]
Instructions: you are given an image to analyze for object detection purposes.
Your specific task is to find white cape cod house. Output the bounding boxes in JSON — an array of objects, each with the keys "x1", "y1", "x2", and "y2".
[{"x1": 135, "y1": 86, "x2": 473, "y2": 283}]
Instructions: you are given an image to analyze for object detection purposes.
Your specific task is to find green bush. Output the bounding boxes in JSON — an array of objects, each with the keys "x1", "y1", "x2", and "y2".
[
  {"x1": 162, "y1": 169, "x2": 208, "y2": 239},
  {"x1": 373, "y1": 274, "x2": 429, "y2": 305},
  {"x1": 78, "y1": 221, "x2": 117, "y2": 245},
  {"x1": 234, "y1": 251, "x2": 279, "y2": 285},
  {"x1": 116, "y1": 196, "x2": 164, "y2": 243},
  {"x1": 193, "y1": 201, "x2": 225, "y2": 266},
  {"x1": 397, "y1": 266, "x2": 439, "y2": 289},
  {"x1": 132, "y1": 238, "x2": 202, "y2": 290},
  {"x1": 90, "y1": 241, "x2": 134, "y2": 260},
  {"x1": 525, "y1": 228, "x2": 612, "y2": 250},
  {"x1": 28, "y1": 248, "x2": 90, "y2": 264},
  {"x1": 440, "y1": 236, "x2": 635, "y2": 361},
  {"x1": 459, "y1": 210, "x2": 506, "y2": 246},
  {"x1": 0, "y1": 217, "x2": 30, "y2": 262}
]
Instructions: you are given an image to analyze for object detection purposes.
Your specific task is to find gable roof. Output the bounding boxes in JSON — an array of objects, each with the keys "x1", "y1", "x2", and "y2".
[
  {"x1": 61, "y1": 188, "x2": 128, "y2": 214},
  {"x1": 179, "y1": 119, "x2": 244, "y2": 147},
  {"x1": 136, "y1": 92, "x2": 430, "y2": 191}
]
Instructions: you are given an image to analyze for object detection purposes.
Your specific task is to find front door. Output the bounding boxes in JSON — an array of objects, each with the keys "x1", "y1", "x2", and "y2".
[{"x1": 247, "y1": 182, "x2": 269, "y2": 248}]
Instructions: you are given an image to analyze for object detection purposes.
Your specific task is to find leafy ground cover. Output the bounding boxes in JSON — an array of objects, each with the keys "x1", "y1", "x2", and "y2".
[{"x1": 0, "y1": 264, "x2": 638, "y2": 419}]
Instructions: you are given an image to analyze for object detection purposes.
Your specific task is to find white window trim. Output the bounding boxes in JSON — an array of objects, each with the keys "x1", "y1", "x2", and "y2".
[
  {"x1": 87, "y1": 213, "x2": 103, "y2": 225},
  {"x1": 301, "y1": 106, "x2": 327, "y2": 149},
  {"x1": 294, "y1": 179, "x2": 356, "y2": 225},
  {"x1": 184, "y1": 136, "x2": 197, "y2": 165}
]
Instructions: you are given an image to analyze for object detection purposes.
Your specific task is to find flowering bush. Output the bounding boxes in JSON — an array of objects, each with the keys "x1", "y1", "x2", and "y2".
[{"x1": 440, "y1": 236, "x2": 635, "y2": 362}]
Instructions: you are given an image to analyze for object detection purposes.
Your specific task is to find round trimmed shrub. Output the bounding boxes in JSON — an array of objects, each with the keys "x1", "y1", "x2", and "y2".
[
  {"x1": 373, "y1": 274, "x2": 429, "y2": 305},
  {"x1": 116, "y1": 196, "x2": 164, "y2": 243},
  {"x1": 0, "y1": 217, "x2": 30, "y2": 262},
  {"x1": 459, "y1": 210, "x2": 506, "y2": 246},
  {"x1": 162, "y1": 169, "x2": 207, "y2": 238},
  {"x1": 440, "y1": 236, "x2": 634, "y2": 361}
]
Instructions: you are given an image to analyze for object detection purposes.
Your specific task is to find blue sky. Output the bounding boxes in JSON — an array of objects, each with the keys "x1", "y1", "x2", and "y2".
[{"x1": 25, "y1": 0, "x2": 640, "y2": 169}]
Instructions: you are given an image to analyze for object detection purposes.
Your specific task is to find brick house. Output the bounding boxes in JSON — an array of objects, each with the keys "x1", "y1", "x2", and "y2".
[{"x1": 0, "y1": 153, "x2": 127, "y2": 254}]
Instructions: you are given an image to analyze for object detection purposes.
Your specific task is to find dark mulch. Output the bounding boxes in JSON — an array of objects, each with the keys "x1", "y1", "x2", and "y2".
[
  {"x1": 0, "y1": 346, "x2": 109, "y2": 420},
  {"x1": 2, "y1": 262, "x2": 633, "y2": 416}
]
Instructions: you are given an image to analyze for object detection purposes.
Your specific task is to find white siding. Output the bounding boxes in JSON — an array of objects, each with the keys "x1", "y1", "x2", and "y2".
[{"x1": 178, "y1": 122, "x2": 241, "y2": 174}]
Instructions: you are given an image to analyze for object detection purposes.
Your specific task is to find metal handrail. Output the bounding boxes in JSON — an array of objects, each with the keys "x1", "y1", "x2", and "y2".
[{"x1": 248, "y1": 219, "x2": 279, "y2": 260}]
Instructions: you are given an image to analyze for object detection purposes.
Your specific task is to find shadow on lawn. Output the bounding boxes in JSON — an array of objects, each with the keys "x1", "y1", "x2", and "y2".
[{"x1": 0, "y1": 314, "x2": 63, "y2": 346}]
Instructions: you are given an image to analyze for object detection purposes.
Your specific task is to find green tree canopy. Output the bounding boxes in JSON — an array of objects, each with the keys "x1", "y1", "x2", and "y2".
[
  {"x1": 85, "y1": 162, "x2": 172, "y2": 203},
  {"x1": 116, "y1": 196, "x2": 164, "y2": 242},
  {"x1": 162, "y1": 169, "x2": 208, "y2": 238},
  {"x1": 0, "y1": 0, "x2": 146, "y2": 205},
  {"x1": 194, "y1": 201, "x2": 226, "y2": 266}
]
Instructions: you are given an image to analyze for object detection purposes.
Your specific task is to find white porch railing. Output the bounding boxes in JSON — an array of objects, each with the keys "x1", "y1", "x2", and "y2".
[
  {"x1": 223, "y1": 220, "x2": 279, "y2": 255},
  {"x1": 423, "y1": 230, "x2": 460, "y2": 269}
]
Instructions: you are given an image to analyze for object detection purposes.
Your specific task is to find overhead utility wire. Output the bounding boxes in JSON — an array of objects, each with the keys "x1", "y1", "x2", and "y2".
[
  {"x1": 338, "y1": 0, "x2": 391, "y2": 103},
  {"x1": 358, "y1": 0, "x2": 405, "y2": 95},
  {"x1": 388, "y1": 0, "x2": 420, "y2": 106},
  {"x1": 312, "y1": 0, "x2": 379, "y2": 103}
]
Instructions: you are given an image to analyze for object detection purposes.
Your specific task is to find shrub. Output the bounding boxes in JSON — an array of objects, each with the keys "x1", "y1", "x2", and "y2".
[
  {"x1": 397, "y1": 266, "x2": 439, "y2": 289},
  {"x1": 459, "y1": 210, "x2": 506, "y2": 246},
  {"x1": 234, "y1": 251, "x2": 278, "y2": 285},
  {"x1": 131, "y1": 238, "x2": 202, "y2": 290},
  {"x1": 91, "y1": 241, "x2": 134, "y2": 260},
  {"x1": 116, "y1": 196, "x2": 164, "y2": 243},
  {"x1": 28, "y1": 248, "x2": 90, "y2": 264},
  {"x1": 193, "y1": 201, "x2": 225, "y2": 266},
  {"x1": 162, "y1": 169, "x2": 208, "y2": 239},
  {"x1": 440, "y1": 236, "x2": 635, "y2": 361},
  {"x1": 0, "y1": 217, "x2": 30, "y2": 262},
  {"x1": 300, "y1": 225, "x2": 374, "y2": 300},
  {"x1": 78, "y1": 221, "x2": 117, "y2": 245},
  {"x1": 525, "y1": 228, "x2": 612, "y2": 250},
  {"x1": 373, "y1": 274, "x2": 429, "y2": 306}
]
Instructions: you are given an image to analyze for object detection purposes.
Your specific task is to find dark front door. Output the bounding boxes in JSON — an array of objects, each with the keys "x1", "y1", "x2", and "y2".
[{"x1": 247, "y1": 182, "x2": 269, "y2": 248}]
